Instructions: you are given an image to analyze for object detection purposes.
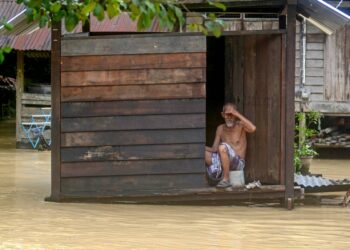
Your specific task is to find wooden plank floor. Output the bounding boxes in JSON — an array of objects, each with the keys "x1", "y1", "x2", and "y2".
[{"x1": 51, "y1": 185, "x2": 303, "y2": 204}]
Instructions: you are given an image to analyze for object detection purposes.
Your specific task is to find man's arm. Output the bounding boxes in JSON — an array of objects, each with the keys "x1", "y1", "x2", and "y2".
[{"x1": 232, "y1": 110, "x2": 256, "y2": 133}]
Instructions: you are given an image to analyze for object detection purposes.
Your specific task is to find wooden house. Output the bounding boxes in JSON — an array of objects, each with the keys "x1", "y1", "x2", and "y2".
[
  {"x1": 294, "y1": 1, "x2": 350, "y2": 151},
  {"x1": 47, "y1": 0, "x2": 350, "y2": 208}
]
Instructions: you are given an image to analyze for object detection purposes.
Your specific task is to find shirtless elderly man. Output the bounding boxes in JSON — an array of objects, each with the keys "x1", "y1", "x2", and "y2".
[{"x1": 205, "y1": 103, "x2": 256, "y2": 188}]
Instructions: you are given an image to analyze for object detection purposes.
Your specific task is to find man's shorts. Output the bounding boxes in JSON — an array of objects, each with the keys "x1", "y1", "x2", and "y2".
[
  {"x1": 211, "y1": 143, "x2": 245, "y2": 171},
  {"x1": 205, "y1": 143, "x2": 245, "y2": 186}
]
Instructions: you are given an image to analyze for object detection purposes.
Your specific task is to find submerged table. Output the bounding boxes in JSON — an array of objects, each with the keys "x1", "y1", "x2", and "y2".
[{"x1": 21, "y1": 111, "x2": 51, "y2": 149}]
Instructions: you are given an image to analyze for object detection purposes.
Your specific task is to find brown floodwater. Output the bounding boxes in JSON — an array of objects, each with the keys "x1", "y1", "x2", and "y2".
[{"x1": 0, "y1": 120, "x2": 349, "y2": 249}]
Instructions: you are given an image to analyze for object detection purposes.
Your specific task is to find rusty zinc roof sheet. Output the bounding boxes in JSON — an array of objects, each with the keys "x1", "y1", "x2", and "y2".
[{"x1": 0, "y1": 0, "x2": 25, "y2": 20}]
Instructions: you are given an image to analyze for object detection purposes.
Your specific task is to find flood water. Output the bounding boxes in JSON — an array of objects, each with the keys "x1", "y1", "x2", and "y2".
[{"x1": 0, "y1": 120, "x2": 349, "y2": 249}]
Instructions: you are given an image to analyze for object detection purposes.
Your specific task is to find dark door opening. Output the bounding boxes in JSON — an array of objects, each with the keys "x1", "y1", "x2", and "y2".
[{"x1": 206, "y1": 37, "x2": 225, "y2": 146}]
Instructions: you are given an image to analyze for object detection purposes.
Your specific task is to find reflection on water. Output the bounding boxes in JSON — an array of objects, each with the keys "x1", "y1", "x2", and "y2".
[{"x1": 0, "y1": 120, "x2": 349, "y2": 249}]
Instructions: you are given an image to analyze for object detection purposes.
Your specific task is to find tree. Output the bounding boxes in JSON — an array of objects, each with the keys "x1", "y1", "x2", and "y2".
[{"x1": 0, "y1": 0, "x2": 226, "y2": 63}]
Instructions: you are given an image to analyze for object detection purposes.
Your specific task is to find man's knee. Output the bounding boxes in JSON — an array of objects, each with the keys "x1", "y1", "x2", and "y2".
[{"x1": 218, "y1": 144, "x2": 227, "y2": 155}]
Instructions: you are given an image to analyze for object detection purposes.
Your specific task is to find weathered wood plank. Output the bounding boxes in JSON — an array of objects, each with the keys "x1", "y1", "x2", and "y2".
[
  {"x1": 59, "y1": 185, "x2": 301, "y2": 202},
  {"x1": 309, "y1": 101, "x2": 350, "y2": 113},
  {"x1": 21, "y1": 93, "x2": 51, "y2": 105},
  {"x1": 232, "y1": 36, "x2": 244, "y2": 111},
  {"x1": 50, "y1": 22, "x2": 61, "y2": 201},
  {"x1": 61, "y1": 143, "x2": 204, "y2": 162},
  {"x1": 61, "y1": 83, "x2": 206, "y2": 102},
  {"x1": 306, "y1": 59, "x2": 323, "y2": 68},
  {"x1": 61, "y1": 174, "x2": 207, "y2": 196},
  {"x1": 61, "y1": 129, "x2": 205, "y2": 147},
  {"x1": 22, "y1": 99, "x2": 51, "y2": 105},
  {"x1": 325, "y1": 29, "x2": 336, "y2": 101},
  {"x1": 280, "y1": 33, "x2": 286, "y2": 184},
  {"x1": 345, "y1": 26, "x2": 350, "y2": 100},
  {"x1": 306, "y1": 43, "x2": 324, "y2": 50},
  {"x1": 305, "y1": 76, "x2": 324, "y2": 85},
  {"x1": 22, "y1": 107, "x2": 47, "y2": 117},
  {"x1": 243, "y1": 35, "x2": 257, "y2": 183},
  {"x1": 306, "y1": 34, "x2": 325, "y2": 43},
  {"x1": 306, "y1": 51, "x2": 323, "y2": 60},
  {"x1": 254, "y1": 35, "x2": 269, "y2": 183},
  {"x1": 61, "y1": 68, "x2": 205, "y2": 87},
  {"x1": 62, "y1": 114, "x2": 205, "y2": 132},
  {"x1": 61, "y1": 99, "x2": 205, "y2": 118},
  {"x1": 305, "y1": 68, "x2": 324, "y2": 77},
  {"x1": 285, "y1": 3, "x2": 296, "y2": 208},
  {"x1": 22, "y1": 93, "x2": 51, "y2": 101},
  {"x1": 309, "y1": 93, "x2": 324, "y2": 101},
  {"x1": 61, "y1": 159, "x2": 204, "y2": 177},
  {"x1": 16, "y1": 51, "x2": 24, "y2": 144},
  {"x1": 224, "y1": 36, "x2": 235, "y2": 103},
  {"x1": 62, "y1": 34, "x2": 206, "y2": 56},
  {"x1": 61, "y1": 53, "x2": 206, "y2": 72},
  {"x1": 266, "y1": 34, "x2": 281, "y2": 183}
]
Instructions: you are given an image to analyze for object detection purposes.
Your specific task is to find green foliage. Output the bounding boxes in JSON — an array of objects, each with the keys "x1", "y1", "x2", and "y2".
[
  {"x1": 294, "y1": 111, "x2": 322, "y2": 173},
  {"x1": 13, "y1": 0, "x2": 226, "y2": 34},
  {"x1": 293, "y1": 143, "x2": 302, "y2": 173},
  {"x1": 0, "y1": 47, "x2": 12, "y2": 64},
  {"x1": 1, "y1": 18, "x2": 14, "y2": 31}
]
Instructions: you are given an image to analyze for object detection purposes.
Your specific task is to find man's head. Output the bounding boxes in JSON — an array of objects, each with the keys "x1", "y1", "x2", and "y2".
[{"x1": 221, "y1": 102, "x2": 237, "y2": 128}]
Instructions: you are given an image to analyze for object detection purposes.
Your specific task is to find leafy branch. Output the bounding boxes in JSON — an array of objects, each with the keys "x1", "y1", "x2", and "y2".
[
  {"x1": 0, "y1": 18, "x2": 13, "y2": 63},
  {"x1": 15, "y1": 0, "x2": 226, "y2": 34}
]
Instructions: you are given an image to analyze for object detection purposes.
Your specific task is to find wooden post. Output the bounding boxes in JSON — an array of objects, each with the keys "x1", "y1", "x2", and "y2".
[
  {"x1": 298, "y1": 112, "x2": 306, "y2": 146},
  {"x1": 285, "y1": 1, "x2": 296, "y2": 210},
  {"x1": 15, "y1": 51, "x2": 24, "y2": 147},
  {"x1": 50, "y1": 22, "x2": 61, "y2": 201}
]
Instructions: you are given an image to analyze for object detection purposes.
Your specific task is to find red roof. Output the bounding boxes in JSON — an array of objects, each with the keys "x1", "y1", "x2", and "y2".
[{"x1": 0, "y1": 1, "x2": 164, "y2": 52}]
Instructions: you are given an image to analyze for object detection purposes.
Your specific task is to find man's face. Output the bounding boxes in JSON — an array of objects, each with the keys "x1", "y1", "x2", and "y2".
[{"x1": 222, "y1": 106, "x2": 236, "y2": 128}]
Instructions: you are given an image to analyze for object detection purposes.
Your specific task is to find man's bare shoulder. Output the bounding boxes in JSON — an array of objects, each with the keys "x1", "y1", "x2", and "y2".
[{"x1": 216, "y1": 124, "x2": 225, "y2": 134}]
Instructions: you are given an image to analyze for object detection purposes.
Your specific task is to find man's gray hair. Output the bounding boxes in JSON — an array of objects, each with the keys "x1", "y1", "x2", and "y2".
[{"x1": 222, "y1": 102, "x2": 237, "y2": 112}]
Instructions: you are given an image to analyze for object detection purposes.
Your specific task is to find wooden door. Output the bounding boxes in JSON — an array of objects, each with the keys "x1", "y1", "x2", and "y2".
[
  {"x1": 226, "y1": 35, "x2": 282, "y2": 184},
  {"x1": 59, "y1": 33, "x2": 207, "y2": 197}
]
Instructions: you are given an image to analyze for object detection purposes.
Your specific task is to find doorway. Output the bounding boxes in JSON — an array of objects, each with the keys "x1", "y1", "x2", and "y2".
[{"x1": 206, "y1": 36, "x2": 225, "y2": 146}]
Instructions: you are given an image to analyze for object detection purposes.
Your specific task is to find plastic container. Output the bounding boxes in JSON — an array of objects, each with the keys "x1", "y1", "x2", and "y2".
[{"x1": 229, "y1": 170, "x2": 245, "y2": 187}]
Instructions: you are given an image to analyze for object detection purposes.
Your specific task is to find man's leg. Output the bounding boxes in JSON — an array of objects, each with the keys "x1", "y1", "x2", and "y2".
[
  {"x1": 205, "y1": 151, "x2": 212, "y2": 166},
  {"x1": 218, "y1": 144, "x2": 230, "y2": 181}
]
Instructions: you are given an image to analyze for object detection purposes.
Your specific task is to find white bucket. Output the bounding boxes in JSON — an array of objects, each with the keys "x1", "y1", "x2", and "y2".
[{"x1": 229, "y1": 170, "x2": 245, "y2": 187}]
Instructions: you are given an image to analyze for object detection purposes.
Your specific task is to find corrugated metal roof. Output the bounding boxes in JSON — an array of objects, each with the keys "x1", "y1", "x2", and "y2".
[
  {"x1": 0, "y1": 1, "x2": 36, "y2": 36},
  {"x1": 0, "y1": 11, "x2": 164, "y2": 51},
  {"x1": 298, "y1": 0, "x2": 350, "y2": 34},
  {"x1": 294, "y1": 173, "x2": 350, "y2": 188},
  {"x1": 0, "y1": 0, "x2": 25, "y2": 20}
]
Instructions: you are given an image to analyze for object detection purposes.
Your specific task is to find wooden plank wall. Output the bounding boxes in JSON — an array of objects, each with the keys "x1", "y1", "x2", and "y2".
[
  {"x1": 226, "y1": 35, "x2": 282, "y2": 184},
  {"x1": 295, "y1": 22, "x2": 325, "y2": 103},
  {"x1": 324, "y1": 25, "x2": 350, "y2": 102},
  {"x1": 60, "y1": 34, "x2": 207, "y2": 197}
]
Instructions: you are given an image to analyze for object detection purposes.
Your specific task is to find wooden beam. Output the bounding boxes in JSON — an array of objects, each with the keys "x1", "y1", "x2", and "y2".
[
  {"x1": 15, "y1": 51, "x2": 24, "y2": 146},
  {"x1": 285, "y1": 3, "x2": 296, "y2": 210},
  {"x1": 50, "y1": 22, "x2": 62, "y2": 201},
  {"x1": 280, "y1": 34, "x2": 286, "y2": 186},
  {"x1": 61, "y1": 34, "x2": 206, "y2": 56}
]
